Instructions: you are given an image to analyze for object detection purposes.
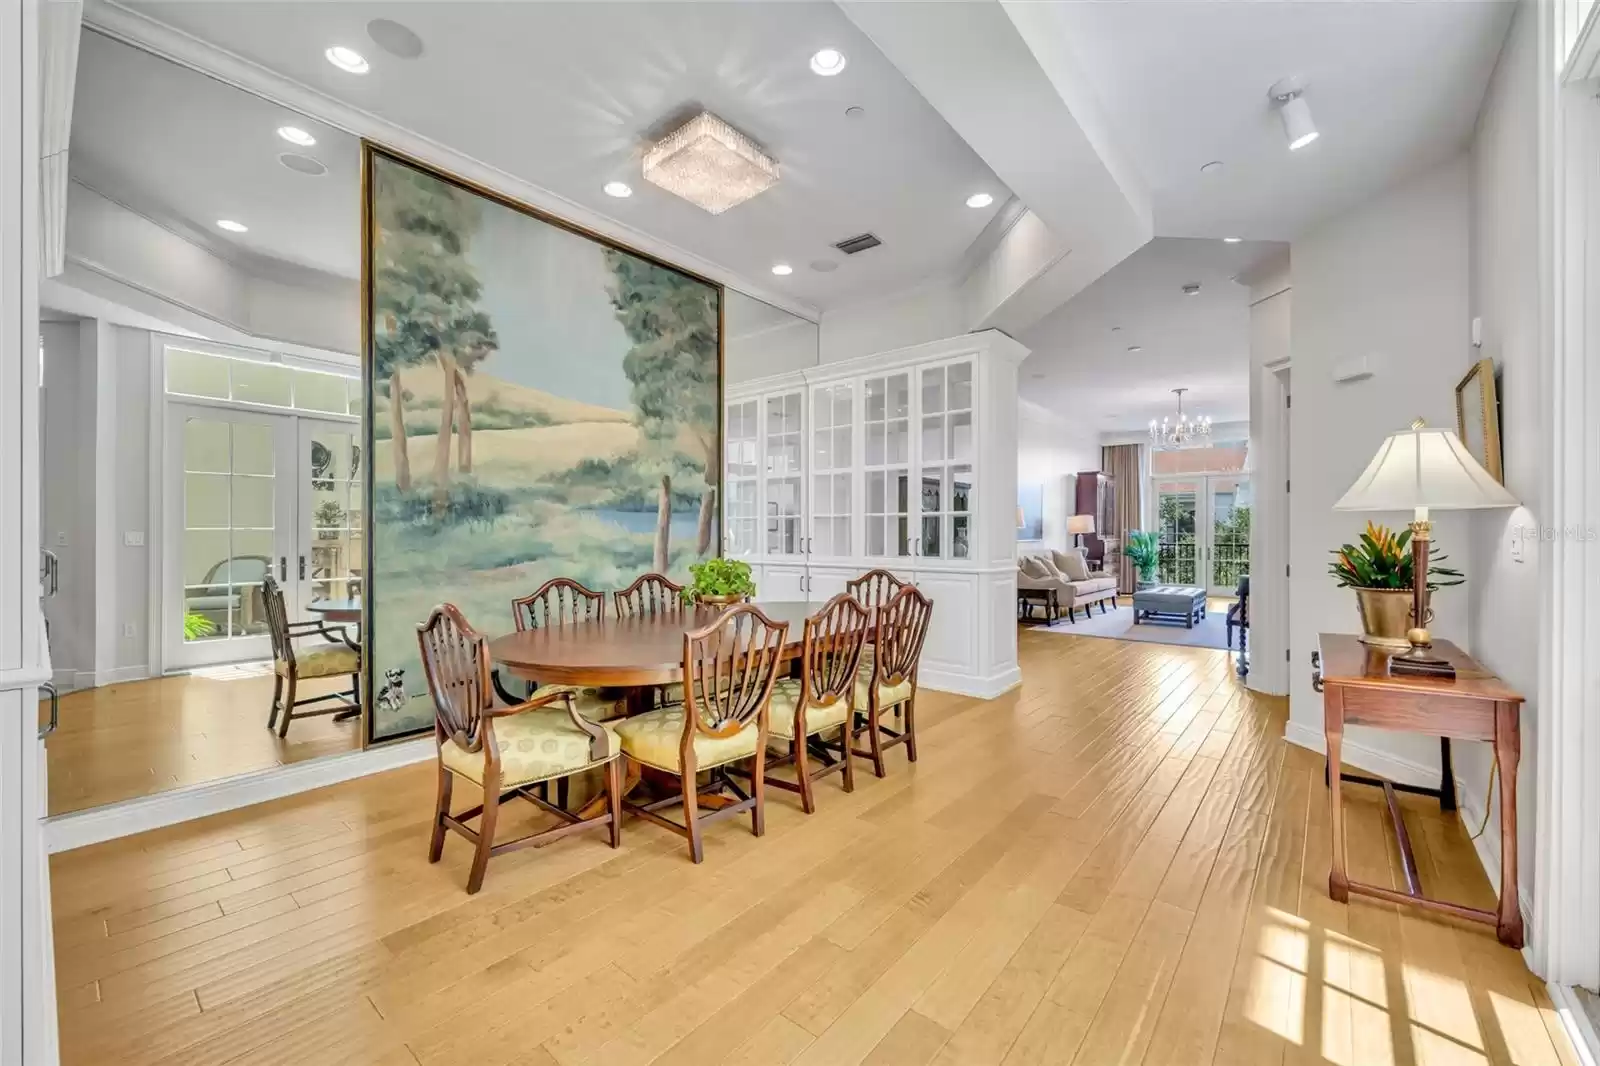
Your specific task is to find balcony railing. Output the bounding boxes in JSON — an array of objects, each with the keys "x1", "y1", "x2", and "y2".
[{"x1": 1157, "y1": 536, "x2": 1249, "y2": 589}]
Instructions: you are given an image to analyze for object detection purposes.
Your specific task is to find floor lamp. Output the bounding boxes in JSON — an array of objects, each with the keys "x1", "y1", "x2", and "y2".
[{"x1": 1333, "y1": 419, "x2": 1518, "y2": 679}]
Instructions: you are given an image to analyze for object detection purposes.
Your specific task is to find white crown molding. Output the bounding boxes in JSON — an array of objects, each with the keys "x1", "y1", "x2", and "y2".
[
  {"x1": 82, "y1": 2, "x2": 821, "y2": 323},
  {"x1": 44, "y1": 737, "x2": 433, "y2": 852}
]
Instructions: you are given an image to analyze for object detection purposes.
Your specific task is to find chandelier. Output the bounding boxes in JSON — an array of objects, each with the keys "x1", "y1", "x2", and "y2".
[
  {"x1": 1149, "y1": 388, "x2": 1212, "y2": 450},
  {"x1": 642, "y1": 111, "x2": 779, "y2": 215}
]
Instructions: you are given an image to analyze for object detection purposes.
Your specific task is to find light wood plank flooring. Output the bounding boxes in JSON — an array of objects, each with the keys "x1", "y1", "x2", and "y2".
[
  {"x1": 49, "y1": 632, "x2": 1573, "y2": 1066},
  {"x1": 44, "y1": 669, "x2": 359, "y2": 815}
]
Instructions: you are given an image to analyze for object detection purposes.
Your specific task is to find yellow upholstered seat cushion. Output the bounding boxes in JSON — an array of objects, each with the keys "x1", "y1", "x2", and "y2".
[
  {"x1": 614, "y1": 705, "x2": 761, "y2": 772},
  {"x1": 440, "y1": 708, "x2": 618, "y2": 789},
  {"x1": 766, "y1": 678, "x2": 851, "y2": 741},
  {"x1": 531, "y1": 684, "x2": 624, "y2": 722},
  {"x1": 855, "y1": 661, "x2": 914, "y2": 710},
  {"x1": 278, "y1": 645, "x2": 359, "y2": 679}
]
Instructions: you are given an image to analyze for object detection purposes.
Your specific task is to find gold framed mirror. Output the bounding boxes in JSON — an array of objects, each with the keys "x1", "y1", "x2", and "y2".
[{"x1": 1454, "y1": 357, "x2": 1503, "y2": 483}]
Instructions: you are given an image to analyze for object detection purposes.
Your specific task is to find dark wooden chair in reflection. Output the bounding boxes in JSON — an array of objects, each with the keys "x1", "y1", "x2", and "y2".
[
  {"x1": 852, "y1": 585, "x2": 933, "y2": 778},
  {"x1": 845, "y1": 569, "x2": 909, "y2": 619},
  {"x1": 614, "y1": 572, "x2": 689, "y2": 708},
  {"x1": 418, "y1": 603, "x2": 622, "y2": 894},
  {"x1": 752, "y1": 594, "x2": 868, "y2": 814},
  {"x1": 613, "y1": 604, "x2": 788, "y2": 863},
  {"x1": 262, "y1": 575, "x2": 360, "y2": 738}
]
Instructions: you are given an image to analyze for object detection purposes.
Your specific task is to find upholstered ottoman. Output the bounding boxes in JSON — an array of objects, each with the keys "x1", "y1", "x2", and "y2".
[{"x1": 1132, "y1": 586, "x2": 1206, "y2": 628}]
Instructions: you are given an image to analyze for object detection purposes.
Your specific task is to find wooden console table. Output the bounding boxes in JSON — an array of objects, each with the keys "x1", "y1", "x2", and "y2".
[{"x1": 1314, "y1": 632, "x2": 1525, "y2": 947}]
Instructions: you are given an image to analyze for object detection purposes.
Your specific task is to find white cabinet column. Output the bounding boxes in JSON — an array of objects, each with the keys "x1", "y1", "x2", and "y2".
[{"x1": 2, "y1": 0, "x2": 60, "y2": 1062}]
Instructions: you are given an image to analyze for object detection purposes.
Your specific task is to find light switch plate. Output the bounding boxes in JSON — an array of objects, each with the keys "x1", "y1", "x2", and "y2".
[
  {"x1": 1510, "y1": 525, "x2": 1525, "y2": 563},
  {"x1": 55, "y1": 531, "x2": 66, "y2": 546},
  {"x1": 123, "y1": 531, "x2": 145, "y2": 547}
]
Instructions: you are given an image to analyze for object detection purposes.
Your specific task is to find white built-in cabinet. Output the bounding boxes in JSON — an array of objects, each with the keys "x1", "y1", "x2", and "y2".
[{"x1": 723, "y1": 331, "x2": 1027, "y2": 698}]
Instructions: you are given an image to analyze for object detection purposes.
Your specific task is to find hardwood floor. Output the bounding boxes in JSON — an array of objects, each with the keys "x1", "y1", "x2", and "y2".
[
  {"x1": 48, "y1": 632, "x2": 1573, "y2": 1066},
  {"x1": 44, "y1": 668, "x2": 360, "y2": 815}
]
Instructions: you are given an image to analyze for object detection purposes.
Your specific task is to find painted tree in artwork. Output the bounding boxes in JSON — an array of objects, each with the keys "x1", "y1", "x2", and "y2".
[
  {"x1": 450, "y1": 310, "x2": 498, "y2": 474},
  {"x1": 371, "y1": 160, "x2": 488, "y2": 507},
  {"x1": 603, "y1": 250, "x2": 720, "y2": 570}
]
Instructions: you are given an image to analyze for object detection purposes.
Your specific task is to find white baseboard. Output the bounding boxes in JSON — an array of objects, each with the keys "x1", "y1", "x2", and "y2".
[
  {"x1": 1549, "y1": 983, "x2": 1600, "y2": 1066},
  {"x1": 922, "y1": 666, "x2": 1021, "y2": 700},
  {"x1": 44, "y1": 737, "x2": 433, "y2": 852},
  {"x1": 1284, "y1": 720, "x2": 1535, "y2": 949},
  {"x1": 70, "y1": 665, "x2": 149, "y2": 690}
]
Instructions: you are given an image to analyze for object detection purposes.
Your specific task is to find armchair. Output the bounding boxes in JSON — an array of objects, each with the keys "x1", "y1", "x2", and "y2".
[{"x1": 263, "y1": 575, "x2": 361, "y2": 738}]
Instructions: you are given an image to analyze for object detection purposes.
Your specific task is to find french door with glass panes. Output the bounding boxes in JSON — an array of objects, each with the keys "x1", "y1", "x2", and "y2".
[
  {"x1": 1153, "y1": 475, "x2": 1252, "y2": 595},
  {"x1": 165, "y1": 405, "x2": 362, "y2": 669}
]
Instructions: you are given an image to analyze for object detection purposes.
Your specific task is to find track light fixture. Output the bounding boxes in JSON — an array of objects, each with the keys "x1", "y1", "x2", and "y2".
[{"x1": 1269, "y1": 76, "x2": 1319, "y2": 151}]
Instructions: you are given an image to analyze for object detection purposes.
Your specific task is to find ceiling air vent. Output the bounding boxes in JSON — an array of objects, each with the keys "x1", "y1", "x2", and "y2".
[{"x1": 833, "y1": 232, "x2": 882, "y2": 255}]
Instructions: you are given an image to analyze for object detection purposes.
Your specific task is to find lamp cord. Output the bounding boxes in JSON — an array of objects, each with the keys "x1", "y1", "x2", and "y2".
[{"x1": 1457, "y1": 759, "x2": 1496, "y2": 840}]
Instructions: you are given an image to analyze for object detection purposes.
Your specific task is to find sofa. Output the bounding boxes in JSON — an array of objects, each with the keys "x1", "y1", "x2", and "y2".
[{"x1": 1017, "y1": 548, "x2": 1119, "y2": 623}]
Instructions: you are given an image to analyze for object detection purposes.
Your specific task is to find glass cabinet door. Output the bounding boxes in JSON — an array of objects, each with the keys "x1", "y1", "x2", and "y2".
[
  {"x1": 916, "y1": 361, "x2": 975, "y2": 559},
  {"x1": 764, "y1": 391, "x2": 804, "y2": 556},
  {"x1": 810, "y1": 382, "x2": 853, "y2": 558},
  {"x1": 863, "y1": 372, "x2": 912, "y2": 559},
  {"x1": 724, "y1": 399, "x2": 759, "y2": 556}
]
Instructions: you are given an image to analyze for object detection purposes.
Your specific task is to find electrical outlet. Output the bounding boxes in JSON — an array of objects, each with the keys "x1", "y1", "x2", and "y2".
[
  {"x1": 121, "y1": 622, "x2": 136, "y2": 638},
  {"x1": 123, "y1": 531, "x2": 145, "y2": 547}
]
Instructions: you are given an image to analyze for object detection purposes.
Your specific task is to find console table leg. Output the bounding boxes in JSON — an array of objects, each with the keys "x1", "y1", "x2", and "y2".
[
  {"x1": 1326, "y1": 687, "x2": 1350, "y2": 903},
  {"x1": 1439, "y1": 737, "x2": 1457, "y2": 812},
  {"x1": 1495, "y1": 703, "x2": 1524, "y2": 948}
]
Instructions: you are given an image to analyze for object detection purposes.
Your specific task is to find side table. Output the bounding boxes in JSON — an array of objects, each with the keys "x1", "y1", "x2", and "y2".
[{"x1": 1314, "y1": 632, "x2": 1525, "y2": 947}]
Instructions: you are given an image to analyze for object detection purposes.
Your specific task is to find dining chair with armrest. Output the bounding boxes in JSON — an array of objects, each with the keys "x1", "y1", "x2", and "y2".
[
  {"x1": 753, "y1": 593, "x2": 868, "y2": 813},
  {"x1": 613, "y1": 603, "x2": 788, "y2": 863},
  {"x1": 852, "y1": 585, "x2": 933, "y2": 778},
  {"x1": 263, "y1": 574, "x2": 360, "y2": 738},
  {"x1": 418, "y1": 603, "x2": 623, "y2": 894}
]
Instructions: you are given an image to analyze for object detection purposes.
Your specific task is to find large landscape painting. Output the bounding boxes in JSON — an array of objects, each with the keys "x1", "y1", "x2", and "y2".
[{"x1": 364, "y1": 148, "x2": 721, "y2": 741}]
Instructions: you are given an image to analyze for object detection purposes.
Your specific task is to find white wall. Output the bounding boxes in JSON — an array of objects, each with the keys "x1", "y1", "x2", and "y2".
[
  {"x1": 818, "y1": 280, "x2": 968, "y2": 365},
  {"x1": 1246, "y1": 256, "x2": 1292, "y2": 696},
  {"x1": 38, "y1": 323, "x2": 90, "y2": 684},
  {"x1": 725, "y1": 318, "x2": 819, "y2": 385},
  {"x1": 1017, "y1": 399, "x2": 1100, "y2": 555},
  {"x1": 1288, "y1": 154, "x2": 1473, "y2": 777},
  {"x1": 113, "y1": 326, "x2": 152, "y2": 675},
  {"x1": 1465, "y1": 0, "x2": 1540, "y2": 912}
]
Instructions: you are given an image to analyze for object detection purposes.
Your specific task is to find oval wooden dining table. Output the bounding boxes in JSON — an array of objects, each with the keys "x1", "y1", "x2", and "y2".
[
  {"x1": 486, "y1": 600, "x2": 828, "y2": 818},
  {"x1": 485, "y1": 599, "x2": 825, "y2": 690}
]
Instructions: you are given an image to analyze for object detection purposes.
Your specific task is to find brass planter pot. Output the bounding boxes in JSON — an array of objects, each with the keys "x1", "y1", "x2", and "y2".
[
  {"x1": 1352, "y1": 587, "x2": 1422, "y2": 650},
  {"x1": 696, "y1": 593, "x2": 749, "y2": 606}
]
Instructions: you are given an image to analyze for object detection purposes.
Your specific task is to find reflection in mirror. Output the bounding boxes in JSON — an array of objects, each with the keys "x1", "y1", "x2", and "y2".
[
  {"x1": 37, "y1": 30, "x2": 364, "y2": 815},
  {"x1": 724, "y1": 289, "x2": 819, "y2": 385}
]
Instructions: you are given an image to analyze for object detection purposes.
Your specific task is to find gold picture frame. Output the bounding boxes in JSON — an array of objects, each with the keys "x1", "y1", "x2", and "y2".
[{"x1": 1454, "y1": 357, "x2": 1503, "y2": 483}]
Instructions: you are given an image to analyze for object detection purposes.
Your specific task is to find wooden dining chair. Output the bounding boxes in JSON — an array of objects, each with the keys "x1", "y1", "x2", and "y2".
[
  {"x1": 613, "y1": 572, "x2": 687, "y2": 619},
  {"x1": 759, "y1": 594, "x2": 868, "y2": 813},
  {"x1": 613, "y1": 604, "x2": 789, "y2": 863},
  {"x1": 262, "y1": 575, "x2": 360, "y2": 738},
  {"x1": 614, "y1": 572, "x2": 689, "y2": 708},
  {"x1": 852, "y1": 585, "x2": 933, "y2": 778},
  {"x1": 496, "y1": 578, "x2": 620, "y2": 711},
  {"x1": 845, "y1": 569, "x2": 909, "y2": 617},
  {"x1": 418, "y1": 604, "x2": 623, "y2": 894}
]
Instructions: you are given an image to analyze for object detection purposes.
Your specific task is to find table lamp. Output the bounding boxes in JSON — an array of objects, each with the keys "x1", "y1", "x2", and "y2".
[
  {"x1": 1068, "y1": 514, "x2": 1096, "y2": 548},
  {"x1": 1333, "y1": 418, "x2": 1518, "y2": 678}
]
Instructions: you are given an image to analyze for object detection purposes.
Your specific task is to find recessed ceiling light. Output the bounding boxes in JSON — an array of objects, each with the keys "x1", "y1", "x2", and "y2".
[
  {"x1": 216, "y1": 219, "x2": 248, "y2": 233},
  {"x1": 810, "y1": 48, "x2": 847, "y2": 76},
  {"x1": 1111, "y1": 326, "x2": 1123, "y2": 332},
  {"x1": 603, "y1": 181, "x2": 632, "y2": 198},
  {"x1": 278, "y1": 153, "x2": 328, "y2": 177},
  {"x1": 366, "y1": 18, "x2": 424, "y2": 60},
  {"x1": 771, "y1": 263, "x2": 794, "y2": 276},
  {"x1": 324, "y1": 46, "x2": 369, "y2": 74},
  {"x1": 845, "y1": 106, "x2": 865, "y2": 119},
  {"x1": 1223, "y1": 236, "x2": 1243, "y2": 243},
  {"x1": 1127, "y1": 345, "x2": 1142, "y2": 353},
  {"x1": 966, "y1": 192, "x2": 994, "y2": 209},
  {"x1": 1200, "y1": 160, "x2": 1224, "y2": 174},
  {"x1": 277, "y1": 125, "x2": 316, "y2": 147}
]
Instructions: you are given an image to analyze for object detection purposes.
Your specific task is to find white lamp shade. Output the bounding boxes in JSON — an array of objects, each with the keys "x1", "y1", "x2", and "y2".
[
  {"x1": 1067, "y1": 514, "x2": 1096, "y2": 535},
  {"x1": 1334, "y1": 425, "x2": 1518, "y2": 512}
]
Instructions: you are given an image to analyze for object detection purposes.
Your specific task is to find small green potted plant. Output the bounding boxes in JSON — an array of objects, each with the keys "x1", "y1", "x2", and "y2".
[
  {"x1": 683, "y1": 558, "x2": 756, "y2": 606},
  {"x1": 1328, "y1": 521, "x2": 1463, "y2": 649},
  {"x1": 1124, "y1": 530, "x2": 1161, "y2": 590}
]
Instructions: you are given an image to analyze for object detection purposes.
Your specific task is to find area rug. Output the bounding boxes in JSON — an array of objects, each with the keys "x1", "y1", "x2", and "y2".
[{"x1": 1032, "y1": 601, "x2": 1238, "y2": 652}]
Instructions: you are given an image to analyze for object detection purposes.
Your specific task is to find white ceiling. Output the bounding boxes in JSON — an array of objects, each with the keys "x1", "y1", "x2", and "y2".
[
  {"x1": 116, "y1": 0, "x2": 1010, "y2": 310},
  {"x1": 1019, "y1": 237, "x2": 1282, "y2": 432},
  {"x1": 1041, "y1": 0, "x2": 1514, "y2": 241},
  {"x1": 72, "y1": 29, "x2": 362, "y2": 280}
]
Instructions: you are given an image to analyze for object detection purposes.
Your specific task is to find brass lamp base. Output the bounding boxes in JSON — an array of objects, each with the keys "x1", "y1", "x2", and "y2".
[{"x1": 1386, "y1": 626, "x2": 1456, "y2": 680}]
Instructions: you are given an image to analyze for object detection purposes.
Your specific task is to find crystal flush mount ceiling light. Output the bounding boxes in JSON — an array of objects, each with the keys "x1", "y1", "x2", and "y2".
[{"x1": 642, "y1": 111, "x2": 779, "y2": 215}]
